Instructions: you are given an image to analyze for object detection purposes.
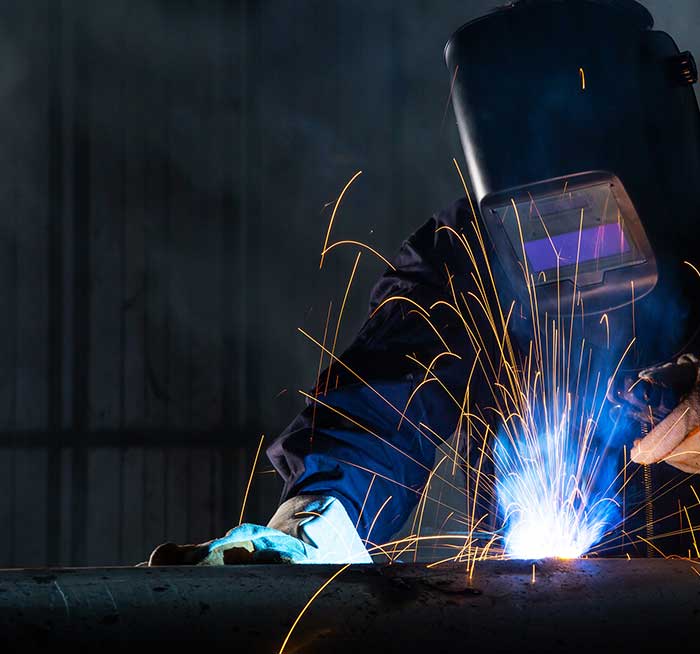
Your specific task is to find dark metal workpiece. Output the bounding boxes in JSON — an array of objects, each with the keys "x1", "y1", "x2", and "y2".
[{"x1": 0, "y1": 560, "x2": 697, "y2": 652}]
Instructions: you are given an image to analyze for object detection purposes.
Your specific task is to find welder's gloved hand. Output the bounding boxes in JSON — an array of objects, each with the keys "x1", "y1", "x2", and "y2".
[
  {"x1": 147, "y1": 495, "x2": 372, "y2": 565},
  {"x1": 628, "y1": 354, "x2": 700, "y2": 473}
]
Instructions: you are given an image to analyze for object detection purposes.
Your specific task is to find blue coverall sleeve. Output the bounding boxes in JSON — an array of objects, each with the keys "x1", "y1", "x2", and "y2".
[{"x1": 266, "y1": 198, "x2": 490, "y2": 546}]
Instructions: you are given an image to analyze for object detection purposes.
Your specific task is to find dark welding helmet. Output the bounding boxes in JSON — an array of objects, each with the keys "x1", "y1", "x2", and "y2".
[{"x1": 445, "y1": 0, "x2": 700, "y2": 360}]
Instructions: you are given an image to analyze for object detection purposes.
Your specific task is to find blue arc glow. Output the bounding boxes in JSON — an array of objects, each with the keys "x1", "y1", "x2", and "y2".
[{"x1": 494, "y1": 420, "x2": 620, "y2": 560}]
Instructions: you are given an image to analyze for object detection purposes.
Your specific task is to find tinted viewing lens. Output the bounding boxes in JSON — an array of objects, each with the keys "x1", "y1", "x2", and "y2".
[
  {"x1": 481, "y1": 172, "x2": 657, "y2": 313},
  {"x1": 524, "y1": 223, "x2": 630, "y2": 273},
  {"x1": 486, "y1": 178, "x2": 646, "y2": 285}
]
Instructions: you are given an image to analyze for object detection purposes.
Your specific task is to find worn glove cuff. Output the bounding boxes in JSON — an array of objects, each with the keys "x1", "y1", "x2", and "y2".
[{"x1": 267, "y1": 495, "x2": 372, "y2": 563}]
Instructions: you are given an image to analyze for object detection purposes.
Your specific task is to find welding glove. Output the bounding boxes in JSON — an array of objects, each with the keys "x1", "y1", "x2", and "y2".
[
  {"x1": 147, "y1": 495, "x2": 372, "y2": 565},
  {"x1": 628, "y1": 354, "x2": 700, "y2": 473}
]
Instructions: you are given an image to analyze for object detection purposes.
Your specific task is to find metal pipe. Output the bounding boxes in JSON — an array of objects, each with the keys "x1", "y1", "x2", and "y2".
[{"x1": 0, "y1": 559, "x2": 697, "y2": 652}]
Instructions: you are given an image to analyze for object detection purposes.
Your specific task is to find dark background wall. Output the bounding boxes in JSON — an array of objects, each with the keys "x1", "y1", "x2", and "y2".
[{"x1": 0, "y1": 0, "x2": 697, "y2": 567}]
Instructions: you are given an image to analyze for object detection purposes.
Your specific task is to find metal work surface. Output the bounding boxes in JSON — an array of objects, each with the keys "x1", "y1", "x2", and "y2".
[{"x1": 0, "y1": 559, "x2": 698, "y2": 652}]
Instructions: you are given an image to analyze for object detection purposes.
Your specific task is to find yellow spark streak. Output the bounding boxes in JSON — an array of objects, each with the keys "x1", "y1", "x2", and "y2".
[
  {"x1": 399, "y1": 357, "x2": 463, "y2": 421},
  {"x1": 320, "y1": 170, "x2": 362, "y2": 269},
  {"x1": 416, "y1": 350, "x2": 462, "y2": 382},
  {"x1": 365, "y1": 496, "x2": 393, "y2": 545},
  {"x1": 278, "y1": 563, "x2": 352, "y2": 654},
  {"x1": 369, "y1": 295, "x2": 430, "y2": 320},
  {"x1": 431, "y1": 514, "x2": 490, "y2": 570},
  {"x1": 566, "y1": 208, "x2": 586, "y2": 388},
  {"x1": 467, "y1": 515, "x2": 490, "y2": 577},
  {"x1": 623, "y1": 444, "x2": 627, "y2": 551},
  {"x1": 355, "y1": 474, "x2": 376, "y2": 530},
  {"x1": 419, "y1": 421, "x2": 471, "y2": 470},
  {"x1": 364, "y1": 539, "x2": 397, "y2": 561},
  {"x1": 638, "y1": 536, "x2": 668, "y2": 558},
  {"x1": 322, "y1": 239, "x2": 396, "y2": 271},
  {"x1": 238, "y1": 434, "x2": 265, "y2": 525},
  {"x1": 529, "y1": 194, "x2": 563, "y2": 269},
  {"x1": 511, "y1": 198, "x2": 533, "y2": 303},
  {"x1": 592, "y1": 337, "x2": 636, "y2": 428},
  {"x1": 452, "y1": 158, "x2": 477, "y2": 221},
  {"x1": 406, "y1": 311, "x2": 453, "y2": 354},
  {"x1": 411, "y1": 455, "x2": 449, "y2": 562},
  {"x1": 684, "y1": 505, "x2": 700, "y2": 559},
  {"x1": 684, "y1": 260, "x2": 700, "y2": 278},
  {"x1": 425, "y1": 553, "x2": 462, "y2": 569},
  {"x1": 399, "y1": 377, "x2": 440, "y2": 429},
  {"x1": 579, "y1": 67, "x2": 586, "y2": 90},
  {"x1": 531, "y1": 563, "x2": 536, "y2": 583},
  {"x1": 324, "y1": 251, "x2": 362, "y2": 394},
  {"x1": 438, "y1": 510, "x2": 455, "y2": 532},
  {"x1": 631, "y1": 280, "x2": 636, "y2": 347},
  {"x1": 310, "y1": 301, "x2": 334, "y2": 435},
  {"x1": 452, "y1": 348, "x2": 484, "y2": 474},
  {"x1": 374, "y1": 533, "x2": 491, "y2": 557},
  {"x1": 469, "y1": 428, "x2": 490, "y2": 553}
]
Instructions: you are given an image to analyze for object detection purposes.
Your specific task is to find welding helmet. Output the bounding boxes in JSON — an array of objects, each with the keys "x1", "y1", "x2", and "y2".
[{"x1": 445, "y1": 0, "x2": 700, "y2": 363}]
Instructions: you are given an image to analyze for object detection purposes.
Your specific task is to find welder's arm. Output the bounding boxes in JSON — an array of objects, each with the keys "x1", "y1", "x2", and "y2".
[
  {"x1": 267, "y1": 198, "x2": 482, "y2": 548},
  {"x1": 629, "y1": 354, "x2": 700, "y2": 473}
]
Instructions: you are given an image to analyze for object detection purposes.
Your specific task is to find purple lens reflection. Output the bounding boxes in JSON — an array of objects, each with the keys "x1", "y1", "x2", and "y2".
[{"x1": 524, "y1": 223, "x2": 629, "y2": 273}]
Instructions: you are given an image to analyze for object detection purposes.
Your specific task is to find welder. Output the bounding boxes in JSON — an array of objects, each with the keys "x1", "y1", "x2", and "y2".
[{"x1": 149, "y1": 0, "x2": 700, "y2": 566}]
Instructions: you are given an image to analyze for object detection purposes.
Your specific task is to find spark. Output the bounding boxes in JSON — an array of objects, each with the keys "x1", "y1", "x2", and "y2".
[
  {"x1": 323, "y1": 251, "x2": 362, "y2": 394},
  {"x1": 411, "y1": 455, "x2": 449, "y2": 562},
  {"x1": 310, "y1": 301, "x2": 334, "y2": 438},
  {"x1": 579, "y1": 67, "x2": 586, "y2": 90},
  {"x1": 356, "y1": 475, "x2": 376, "y2": 530},
  {"x1": 684, "y1": 505, "x2": 700, "y2": 558},
  {"x1": 638, "y1": 536, "x2": 668, "y2": 558},
  {"x1": 365, "y1": 496, "x2": 393, "y2": 545},
  {"x1": 369, "y1": 295, "x2": 430, "y2": 320},
  {"x1": 319, "y1": 170, "x2": 362, "y2": 269},
  {"x1": 238, "y1": 434, "x2": 265, "y2": 525},
  {"x1": 684, "y1": 260, "x2": 700, "y2": 278},
  {"x1": 453, "y1": 157, "x2": 478, "y2": 222},
  {"x1": 278, "y1": 563, "x2": 352, "y2": 654},
  {"x1": 321, "y1": 239, "x2": 396, "y2": 271},
  {"x1": 631, "y1": 280, "x2": 636, "y2": 348},
  {"x1": 531, "y1": 563, "x2": 536, "y2": 583}
]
